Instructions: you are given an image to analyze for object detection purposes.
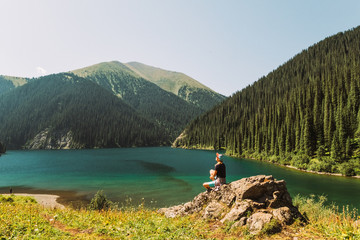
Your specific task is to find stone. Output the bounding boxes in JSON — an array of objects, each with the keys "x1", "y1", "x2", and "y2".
[
  {"x1": 203, "y1": 201, "x2": 225, "y2": 219},
  {"x1": 231, "y1": 217, "x2": 247, "y2": 229},
  {"x1": 272, "y1": 206, "x2": 293, "y2": 224},
  {"x1": 220, "y1": 200, "x2": 252, "y2": 223},
  {"x1": 158, "y1": 175, "x2": 305, "y2": 235},
  {"x1": 158, "y1": 205, "x2": 184, "y2": 218},
  {"x1": 247, "y1": 212, "x2": 273, "y2": 235}
]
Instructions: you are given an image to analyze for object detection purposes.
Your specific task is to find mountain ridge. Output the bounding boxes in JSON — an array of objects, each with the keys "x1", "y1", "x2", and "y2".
[
  {"x1": 0, "y1": 73, "x2": 169, "y2": 149},
  {"x1": 124, "y1": 61, "x2": 213, "y2": 93},
  {"x1": 125, "y1": 61, "x2": 226, "y2": 110},
  {"x1": 0, "y1": 75, "x2": 28, "y2": 95},
  {"x1": 0, "y1": 61, "x2": 225, "y2": 149},
  {"x1": 70, "y1": 61, "x2": 205, "y2": 140}
]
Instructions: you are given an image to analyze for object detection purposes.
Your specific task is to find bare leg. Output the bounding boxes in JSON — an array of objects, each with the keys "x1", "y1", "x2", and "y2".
[{"x1": 203, "y1": 182, "x2": 211, "y2": 189}]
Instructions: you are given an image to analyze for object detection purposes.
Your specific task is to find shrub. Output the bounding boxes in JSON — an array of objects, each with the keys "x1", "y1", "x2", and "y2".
[
  {"x1": 88, "y1": 190, "x2": 113, "y2": 211},
  {"x1": 339, "y1": 163, "x2": 356, "y2": 177},
  {"x1": 291, "y1": 154, "x2": 310, "y2": 169},
  {"x1": 307, "y1": 159, "x2": 321, "y2": 172},
  {"x1": 0, "y1": 195, "x2": 14, "y2": 203}
]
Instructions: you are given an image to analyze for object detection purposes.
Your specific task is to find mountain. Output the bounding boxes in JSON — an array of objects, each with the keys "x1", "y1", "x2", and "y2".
[
  {"x1": 0, "y1": 61, "x2": 225, "y2": 149},
  {"x1": 173, "y1": 26, "x2": 360, "y2": 176},
  {"x1": 0, "y1": 75, "x2": 28, "y2": 95},
  {"x1": 0, "y1": 73, "x2": 168, "y2": 149},
  {"x1": 125, "y1": 62, "x2": 226, "y2": 110},
  {"x1": 71, "y1": 61, "x2": 207, "y2": 140}
]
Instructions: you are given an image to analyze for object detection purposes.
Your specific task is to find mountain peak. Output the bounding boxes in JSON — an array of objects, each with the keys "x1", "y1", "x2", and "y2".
[
  {"x1": 125, "y1": 61, "x2": 214, "y2": 94},
  {"x1": 71, "y1": 61, "x2": 139, "y2": 79}
]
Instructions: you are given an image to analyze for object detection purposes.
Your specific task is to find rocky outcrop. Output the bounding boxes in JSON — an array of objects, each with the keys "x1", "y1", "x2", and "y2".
[
  {"x1": 159, "y1": 175, "x2": 305, "y2": 235},
  {"x1": 24, "y1": 129, "x2": 75, "y2": 150},
  {"x1": 171, "y1": 130, "x2": 187, "y2": 148}
]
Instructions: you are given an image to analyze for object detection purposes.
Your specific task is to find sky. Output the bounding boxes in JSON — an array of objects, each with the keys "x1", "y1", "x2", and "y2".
[{"x1": 1, "y1": 0, "x2": 360, "y2": 96}]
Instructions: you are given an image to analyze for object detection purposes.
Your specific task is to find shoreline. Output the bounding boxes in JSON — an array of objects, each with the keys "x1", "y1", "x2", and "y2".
[
  {"x1": 281, "y1": 164, "x2": 360, "y2": 179},
  {"x1": 241, "y1": 155, "x2": 360, "y2": 179},
  {"x1": 177, "y1": 146, "x2": 360, "y2": 179},
  {"x1": 0, "y1": 187, "x2": 89, "y2": 209},
  {"x1": 1, "y1": 193, "x2": 65, "y2": 209}
]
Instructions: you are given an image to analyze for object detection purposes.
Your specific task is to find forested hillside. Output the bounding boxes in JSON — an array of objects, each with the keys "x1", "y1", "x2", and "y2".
[
  {"x1": 0, "y1": 75, "x2": 28, "y2": 95},
  {"x1": 0, "y1": 73, "x2": 168, "y2": 149},
  {"x1": 174, "y1": 26, "x2": 360, "y2": 176},
  {"x1": 72, "y1": 61, "x2": 205, "y2": 139},
  {"x1": 0, "y1": 141, "x2": 5, "y2": 154},
  {"x1": 125, "y1": 62, "x2": 226, "y2": 110}
]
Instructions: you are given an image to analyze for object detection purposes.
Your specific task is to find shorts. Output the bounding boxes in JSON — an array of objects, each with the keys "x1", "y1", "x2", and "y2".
[
  {"x1": 205, "y1": 180, "x2": 217, "y2": 188},
  {"x1": 204, "y1": 178, "x2": 226, "y2": 188}
]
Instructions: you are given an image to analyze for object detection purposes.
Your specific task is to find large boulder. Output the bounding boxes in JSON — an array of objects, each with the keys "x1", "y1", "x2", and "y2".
[{"x1": 159, "y1": 175, "x2": 305, "y2": 235}]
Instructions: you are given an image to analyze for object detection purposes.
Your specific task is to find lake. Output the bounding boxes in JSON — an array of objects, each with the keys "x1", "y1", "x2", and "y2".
[{"x1": 0, "y1": 147, "x2": 359, "y2": 210}]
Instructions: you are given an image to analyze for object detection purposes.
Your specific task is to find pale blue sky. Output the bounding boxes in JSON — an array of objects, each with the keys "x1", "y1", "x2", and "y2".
[{"x1": 1, "y1": 0, "x2": 360, "y2": 96}]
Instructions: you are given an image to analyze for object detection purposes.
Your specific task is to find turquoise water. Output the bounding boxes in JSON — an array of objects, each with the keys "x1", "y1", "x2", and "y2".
[{"x1": 0, "y1": 147, "x2": 359, "y2": 209}]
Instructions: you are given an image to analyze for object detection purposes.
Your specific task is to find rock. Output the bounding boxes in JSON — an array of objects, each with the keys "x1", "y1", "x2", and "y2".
[
  {"x1": 231, "y1": 217, "x2": 247, "y2": 229},
  {"x1": 158, "y1": 175, "x2": 305, "y2": 235},
  {"x1": 158, "y1": 205, "x2": 183, "y2": 218},
  {"x1": 272, "y1": 206, "x2": 293, "y2": 224},
  {"x1": 24, "y1": 128, "x2": 74, "y2": 149},
  {"x1": 220, "y1": 200, "x2": 252, "y2": 223},
  {"x1": 247, "y1": 212, "x2": 273, "y2": 235},
  {"x1": 203, "y1": 201, "x2": 225, "y2": 219}
]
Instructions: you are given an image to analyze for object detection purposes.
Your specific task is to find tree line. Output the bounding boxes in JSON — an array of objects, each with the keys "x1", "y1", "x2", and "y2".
[
  {"x1": 0, "y1": 141, "x2": 5, "y2": 154},
  {"x1": 175, "y1": 26, "x2": 360, "y2": 176}
]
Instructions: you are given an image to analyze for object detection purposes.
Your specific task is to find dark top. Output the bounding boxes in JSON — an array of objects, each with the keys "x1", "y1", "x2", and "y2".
[{"x1": 215, "y1": 163, "x2": 226, "y2": 178}]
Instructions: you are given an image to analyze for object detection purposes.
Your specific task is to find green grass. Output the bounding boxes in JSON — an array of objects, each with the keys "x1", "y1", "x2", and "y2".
[
  {"x1": 292, "y1": 194, "x2": 360, "y2": 239},
  {"x1": 1, "y1": 194, "x2": 359, "y2": 239},
  {"x1": 0, "y1": 195, "x2": 69, "y2": 239}
]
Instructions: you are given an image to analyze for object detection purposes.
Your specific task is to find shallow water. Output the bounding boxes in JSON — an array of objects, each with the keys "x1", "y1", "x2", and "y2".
[{"x1": 0, "y1": 147, "x2": 359, "y2": 209}]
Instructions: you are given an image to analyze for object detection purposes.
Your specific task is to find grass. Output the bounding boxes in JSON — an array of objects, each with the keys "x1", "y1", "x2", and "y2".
[
  {"x1": 291, "y1": 194, "x2": 360, "y2": 239},
  {"x1": 0, "y1": 195, "x2": 69, "y2": 239},
  {"x1": 0, "y1": 194, "x2": 360, "y2": 239}
]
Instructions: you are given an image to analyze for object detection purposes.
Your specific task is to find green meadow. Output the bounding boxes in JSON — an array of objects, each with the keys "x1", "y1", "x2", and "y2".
[{"x1": 1, "y1": 194, "x2": 359, "y2": 239}]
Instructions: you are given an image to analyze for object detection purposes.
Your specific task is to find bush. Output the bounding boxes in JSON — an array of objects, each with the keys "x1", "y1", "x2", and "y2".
[
  {"x1": 0, "y1": 195, "x2": 14, "y2": 203},
  {"x1": 307, "y1": 159, "x2": 321, "y2": 172},
  {"x1": 88, "y1": 190, "x2": 113, "y2": 211},
  {"x1": 348, "y1": 158, "x2": 360, "y2": 176},
  {"x1": 339, "y1": 163, "x2": 356, "y2": 177},
  {"x1": 291, "y1": 154, "x2": 310, "y2": 170},
  {"x1": 268, "y1": 155, "x2": 281, "y2": 163}
]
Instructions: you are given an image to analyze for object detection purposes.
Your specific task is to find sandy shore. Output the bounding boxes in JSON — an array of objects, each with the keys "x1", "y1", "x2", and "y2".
[
  {"x1": 0, "y1": 187, "x2": 89, "y2": 209},
  {"x1": 2, "y1": 193, "x2": 66, "y2": 209}
]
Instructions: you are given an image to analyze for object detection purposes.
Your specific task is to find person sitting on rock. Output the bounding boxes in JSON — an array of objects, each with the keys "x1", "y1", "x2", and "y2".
[{"x1": 203, "y1": 153, "x2": 226, "y2": 191}]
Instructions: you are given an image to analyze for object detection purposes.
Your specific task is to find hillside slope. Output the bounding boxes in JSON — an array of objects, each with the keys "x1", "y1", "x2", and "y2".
[
  {"x1": 125, "y1": 62, "x2": 226, "y2": 110},
  {"x1": 0, "y1": 73, "x2": 168, "y2": 149},
  {"x1": 174, "y1": 26, "x2": 360, "y2": 176},
  {"x1": 0, "y1": 75, "x2": 28, "y2": 95},
  {"x1": 71, "y1": 61, "x2": 204, "y2": 139}
]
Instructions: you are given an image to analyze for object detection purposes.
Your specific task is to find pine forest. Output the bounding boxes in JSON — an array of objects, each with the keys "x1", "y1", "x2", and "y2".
[{"x1": 174, "y1": 26, "x2": 360, "y2": 176}]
